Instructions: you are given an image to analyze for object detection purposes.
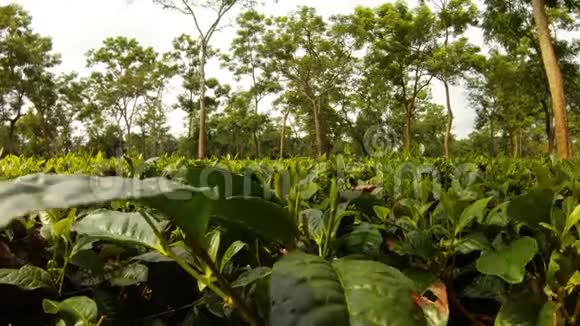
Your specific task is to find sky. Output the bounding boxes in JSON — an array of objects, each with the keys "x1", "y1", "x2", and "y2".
[{"x1": 8, "y1": 0, "x2": 484, "y2": 139}]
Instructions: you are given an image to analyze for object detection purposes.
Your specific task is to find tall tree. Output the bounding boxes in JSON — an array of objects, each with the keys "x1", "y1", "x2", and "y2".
[
  {"x1": 84, "y1": 37, "x2": 162, "y2": 152},
  {"x1": 136, "y1": 92, "x2": 171, "y2": 157},
  {"x1": 425, "y1": 0, "x2": 479, "y2": 158},
  {"x1": 224, "y1": 9, "x2": 280, "y2": 156},
  {"x1": 0, "y1": 4, "x2": 59, "y2": 155},
  {"x1": 169, "y1": 34, "x2": 203, "y2": 141},
  {"x1": 468, "y1": 53, "x2": 541, "y2": 157},
  {"x1": 261, "y1": 7, "x2": 355, "y2": 158},
  {"x1": 353, "y1": 2, "x2": 438, "y2": 154},
  {"x1": 154, "y1": 0, "x2": 256, "y2": 158},
  {"x1": 532, "y1": 0, "x2": 571, "y2": 159},
  {"x1": 483, "y1": 0, "x2": 576, "y2": 158},
  {"x1": 273, "y1": 90, "x2": 305, "y2": 158},
  {"x1": 24, "y1": 71, "x2": 58, "y2": 155},
  {"x1": 53, "y1": 73, "x2": 86, "y2": 153},
  {"x1": 212, "y1": 90, "x2": 269, "y2": 157}
]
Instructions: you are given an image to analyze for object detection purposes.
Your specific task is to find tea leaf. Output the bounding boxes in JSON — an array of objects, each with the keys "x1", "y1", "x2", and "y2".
[
  {"x1": 43, "y1": 296, "x2": 98, "y2": 325},
  {"x1": 220, "y1": 241, "x2": 247, "y2": 272},
  {"x1": 232, "y1": 267, "x2": 271, "y2": 288},
  {"x1": 476, "y1": 237, "x2": 538, "y2": 284},
  {"x1": 0, "y1": 265, "x2": 55, "y2": 290},
  {"x1": 270, "y1": 252, "x2": 440, "y2": 326},
  {"x1": 72, "y1": 210, "x2": 160, "y2": 249},
  {"x1": 0, "y1": 173, "x2": 212, "y2": 229}
]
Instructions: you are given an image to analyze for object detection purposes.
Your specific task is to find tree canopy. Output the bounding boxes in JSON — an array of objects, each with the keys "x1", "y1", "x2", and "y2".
[{"x1": 0, "y1": 1, "x2": 578, "y2": 159}]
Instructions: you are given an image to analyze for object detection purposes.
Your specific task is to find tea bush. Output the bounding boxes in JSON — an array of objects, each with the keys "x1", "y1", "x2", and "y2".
[{"x1": 0, "y1": 153, "x2": 579, "y2": 325}]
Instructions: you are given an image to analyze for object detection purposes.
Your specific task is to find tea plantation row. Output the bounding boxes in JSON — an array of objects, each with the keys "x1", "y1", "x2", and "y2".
[{"x1": 0, "y1": 153, "x2": 579, "y2": 325}]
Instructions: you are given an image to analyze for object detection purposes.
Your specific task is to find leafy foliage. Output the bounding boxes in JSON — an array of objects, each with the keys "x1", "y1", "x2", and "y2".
[
  {"x1": 0, "y1": 154, "x2": 578, "y2": 325},
  {"x1": 0, "y1": 0, "x2": 579, "y2": 324}
]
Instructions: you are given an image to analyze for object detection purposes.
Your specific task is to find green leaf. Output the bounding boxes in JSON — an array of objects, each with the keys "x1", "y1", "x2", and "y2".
[
  {"x1": 455, "y1": 196, "x2": 492, "y2": 235},
  {"x1": 43, "y1": 296, "x2": 98, "y2": 326},
  {"x1": 406, "y1": 230, "x2": 437, "y2": 260},
  {"x1": 148, "y1": 192, "x2": 215, "y2": 244},
  {"x1": 537, "y1": 301, "x2": 560, "y2": 326},
  {"x1": 300, "y1": 182, "x2": 320, "y2": 200},
  {"x1": 70, "y1": 236, "x2": 97, "y2": 258},
  {"x1": 70, "y1": 250, "x2": 104, "y2": 273},
  {"x1": 476, "y1": 236, "x2": 538, "y2": 284},
  {"x1": 232, "y1": 267, "x2": 271, "y2": 288},
  {"x1": 43, "y1": 299, "x2": 60, "y2": 314},
  {"x1": 342, "y1": 222, "x2": 383, "y2": 257},
  {"x1": 53, "y1": 216, "x2": 74, "y2": 239},
  {"x1": 109, "y1": 263, "x2": 148, "y2": 287},
  {"x1": 539, "y1": 222, "x2": 560, "y2": 235},
  {"x1": 302, "y1": 208, "x2": 324, "y2": 244},
  {"x1": 454, "y1": 233, "x2": 490, "y2": 255},
  {"x1": 205, "y1": 230, "x2": 221, "y2": 263},
  {"x1": 270, "y1": 252, "x2": 435, "y2": 326},
  {"x1": 561, "y1": 196, "x2": 577, "y2": 218},
  {"x1": 132, "y1": 242, "x2": 195, "y2": 263},
  {"x1": 546, "y1": 251, "x2": 563, "y2": 295},
  {"x1": 220, "y1": 241, "x2": 246, "y2": 272},
  {"x1": 403, "y1": 269, "x2": 438, "y2": 293},
  {"x1": 336, "y1": 155, "x2": 345, "y2": 173},
  {"x1": 212, "y1": 196, "x2": 297, "y2": 247},
  {"x1": 507, "y1": 188, "x2": 554, "y2": 227},
  {"x1": 563, "y1": 204, "x2": 580, "y2": 237},
  {"x1": 439, "y1": 191, "x2": 459, "y2": 221},
  {"x1": 373, "y1": 205, "x2": 390, "y2": 222},
  {"x1": 182, "y1": 166, "x2": 274, "y2": 201},
  {"x1": 196, "y1": 230, "x2": 222, "y2": 292},
  {"x1": 462, "y1": 275, "x2": 507, "y2": 301},
  {"x1": 565, "y1": 271, "x2": 580, "y2": 294},
  {"x1": 72, "y1": 210, "x2": 160, "y2": 249},
  {"x1": 486, "y1": 202, "x2": 510, "y2": 226},
  {"x1": 0, "y1": 265, "x2": 55, "y2": 290},
  {"x1": 0, "y1": 173, "x2": 212, "y2": 229},
  {"x1": 205, "y1": 290, "x2": 229, "y2": 318},
  {"x1": 550, "y1": 207, "x2": 566, "y2": 236},
  {"x1": 495, "y1": 294, "x2": 540, "y2": 326}
]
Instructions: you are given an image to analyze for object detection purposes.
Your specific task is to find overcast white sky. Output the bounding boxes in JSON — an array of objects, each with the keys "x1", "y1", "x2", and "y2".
[{"x1": 8, "y1": 0, "x2": 482, "y2": 138}]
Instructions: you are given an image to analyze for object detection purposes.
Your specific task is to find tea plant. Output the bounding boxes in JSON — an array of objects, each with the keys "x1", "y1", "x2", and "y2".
[{"x1": 0, "y1": 154, "x2": 578, "y2": 325}]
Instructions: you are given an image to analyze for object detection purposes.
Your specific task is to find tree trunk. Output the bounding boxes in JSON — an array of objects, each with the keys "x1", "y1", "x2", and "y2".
[
  {"x1": 540, "y1": 94, "x2": 554, "y2": 154},
  {"x1": 252, "y1": 131, "x2": 260, "y2": 158},
  {"x1": 280, "y1": 110, "x2": 289, "y2": 159},
  {"x1": 533, "y1": 48, "x2": 556, "y2": 156},
  {"x1": 532, "y1": 0, "x2": 571, "y2": 159},
  {"x1": 404, "y1": 103, "x2": 413, "y2": 155},
  {"x1": 443, "y1": 81, "x2": 453, "y2": 159},
  {"x1": 126, "y1": 124, "x2": 131, "y2": 153},
  {"x1": 197, "y1": 44, "x2": 207, "y2": 159},
  {"x1": 141, "y1": 130, "x2": 147, "y2": 157},
  {"x1": 253, "y1": 96, "x2": 261, "y2": 158},
  {"x1": 312, "y1": 100, "x2": 323, "y2": 158},
  {"x1": 510, "y1": 130, "x2": 518, "y2": 158},
  {"x1": 442, "y1": 25, "x2": 453, "y2": 159},
  {"x1": 4, "y1": 96, "x2": 24, "y2": 156},
  {"x1": 5, "y1": 119, "x2": 18, "y2": 155},
  {"x1": 518, "y1": 129, "x2": 523, "y2": 157},
  {"x1": 489, "y1": 114, "x2": 495, "y2": 157},
  {"x1": 154, "y1": 137, "x2": 159, "y2": 156},
  {"x1": 116, "y1": 124, "x2": 124, "y2": 156},
  {"x1": 188, "y1": 88, "x2": 195, "y2": 140}
]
